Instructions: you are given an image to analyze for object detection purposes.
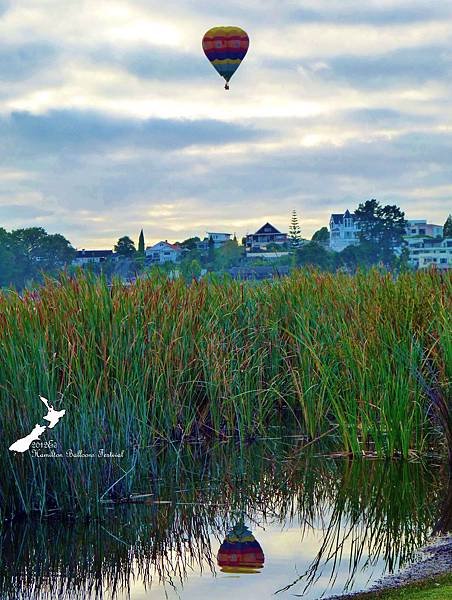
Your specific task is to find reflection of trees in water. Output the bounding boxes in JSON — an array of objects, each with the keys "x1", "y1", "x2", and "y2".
[{"x1": 0, "y1": 452, "x2": 445, "y2": 600}]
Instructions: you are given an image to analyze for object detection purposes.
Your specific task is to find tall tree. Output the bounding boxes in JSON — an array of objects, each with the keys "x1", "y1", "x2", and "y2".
[
  {"x1": 311, "y1": 227, "x2": 330, "y2": 243},
  {"x1": 444, "y1": 214, "x2": 452, "y2": 238},
  {"x1": 114, "y1": 236, "x2": 136, "y2": 257},
  {"x1": 354, "y1": 200, "x2": 407, "y2": 264},
  {"x1": 207, "y1": 235, "x2": 215, "y2": 267},
  {"x1": 289, "y1": 209, "x2": 302, "y2": 248},
  {"x1": 138, "y1": 229, "x2": 145, "y2": 254}
]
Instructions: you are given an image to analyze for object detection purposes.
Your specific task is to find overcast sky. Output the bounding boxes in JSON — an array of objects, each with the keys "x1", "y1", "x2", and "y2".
[{"x1": 0, "y1": 0, "x2": 451, "y2": 248}]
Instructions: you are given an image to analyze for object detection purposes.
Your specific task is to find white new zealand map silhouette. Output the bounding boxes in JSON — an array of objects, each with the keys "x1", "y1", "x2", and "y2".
[{"x1": 9, "y1": 396, "x2": 66, "y2": 453}]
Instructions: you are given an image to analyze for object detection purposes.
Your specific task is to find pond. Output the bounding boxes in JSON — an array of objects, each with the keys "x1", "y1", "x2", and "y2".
[{"x1": 0, "y1": 452, "x2": 448, "y2": 600}]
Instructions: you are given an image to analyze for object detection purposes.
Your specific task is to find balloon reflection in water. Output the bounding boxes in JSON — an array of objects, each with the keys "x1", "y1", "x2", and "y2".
[{"x1": 217, "y1": 523, "x2": 265, "y2": 574}]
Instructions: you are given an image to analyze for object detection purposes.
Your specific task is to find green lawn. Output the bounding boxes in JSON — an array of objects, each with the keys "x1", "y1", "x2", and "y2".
[{"x1": 334, "y1": 574, "x2": 452, "y2": 599}]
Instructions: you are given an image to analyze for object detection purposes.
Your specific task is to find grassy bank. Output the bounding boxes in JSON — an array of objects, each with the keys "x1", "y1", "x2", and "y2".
[
  {"x1": 0, "y1": 268, "x2": 450, "y2": 516},
  {"x1": 329, "y1": 574, "x2": 452, "y2": 599}
]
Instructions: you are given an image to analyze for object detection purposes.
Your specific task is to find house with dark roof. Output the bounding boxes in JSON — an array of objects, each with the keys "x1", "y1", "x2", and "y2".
[
  {"x1": 329, "y1": 210, "x2": 361, "y2": 252},
  {"x1": 245, "y1": 223, "x2": 288, "y2": 252}
]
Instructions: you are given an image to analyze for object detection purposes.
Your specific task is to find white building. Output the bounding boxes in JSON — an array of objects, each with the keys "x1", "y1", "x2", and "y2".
[
  {"x1": 406, "y1": 237, "x2": 452, "y2": 270},
  {"x1": 73, "y1": 250, "x2": 114, "y2": 265},
  {"x1": 406, "y1": 220, "x2": 443, "y2": 238},
  {"x1": 145, "y1": 241, "x2": 182, "y2": 264},
  {"x1": 329, "y1": 210, "x2": 360, "y2": 252}
]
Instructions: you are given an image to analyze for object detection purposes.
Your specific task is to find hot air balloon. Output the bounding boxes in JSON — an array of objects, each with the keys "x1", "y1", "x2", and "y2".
[
  {"x1": 217, "y1": 523, "x2": 265, "y2": 574},
  {"x1": 202, "y1": 26, "x2": 249, "y2": 90}
]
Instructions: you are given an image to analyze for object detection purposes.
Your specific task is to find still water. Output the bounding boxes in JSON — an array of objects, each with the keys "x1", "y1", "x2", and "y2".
[{"x1": 0, "y1": 456, "x2": 448, "y2": 600}]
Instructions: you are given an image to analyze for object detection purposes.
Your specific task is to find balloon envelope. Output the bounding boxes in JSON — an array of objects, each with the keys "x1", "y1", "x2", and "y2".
[
  {"x1": 217, "y1": 524, "x2": 264, "y2": 574},
  {"x1": 202, "y1": 26, "x2": 249, "y2": 86}
]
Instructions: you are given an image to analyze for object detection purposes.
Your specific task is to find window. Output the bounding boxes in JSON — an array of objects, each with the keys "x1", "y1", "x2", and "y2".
[
  {"x1": 440, "y1": 259, "x2": 447, "y2": 264},
  {"x1": 411, "y1": 229, "x2": 416, "y2": 233},
  {"x1": 419, "y1": 229, "x2": 426, "y2": 235}
]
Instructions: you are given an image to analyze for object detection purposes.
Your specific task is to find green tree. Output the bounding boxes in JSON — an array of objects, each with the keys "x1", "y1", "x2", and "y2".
[
  {"x1": 214, "y1": 239, "x2": 242, "y2": 270},
  {"x1": 311, "y1": 227, "x2": 330, "y2": 243},
  {"x1": 180, "y1": 236, "x2": 201, "y2": 250},
  {"x1": 0, "y1": 228, "x2": 19, "y2": 288},
  {"x1": 34, "y1": 233, "x2": 76, "y2": 268},
  {"x1": 289, "y1": 209, "x2": 302, "y2": 249},
  {"x1": 295, "y1": 241, "x2": 334, "y2": 270},
  {"x1": 114, "y1": 236, "x2": 136, "y2": 257},
  {"x1": 10, "y1": 227, "x2": 47, "y2": 258},
  {"x1": 354, "y1": 199, "x2": 407, "y2": 266},
  {"x1": 338, "y1": 242, "x2": 379, "y2": 272},
  {"x1": 1, "y1": 227, "x2": 75, "y2": 289},
  {"x1": 444, "y1": 214, "x2": 452, "y2": 238},
  {"x1": 138, "y1": 229, "x2": 145, "y2": 254},
  {"x1": 181, "y1": 258, "x2": 202, "y2": 281},
  {"x1": 207, "y1": 235, "x2": 215, "y2": 269}
]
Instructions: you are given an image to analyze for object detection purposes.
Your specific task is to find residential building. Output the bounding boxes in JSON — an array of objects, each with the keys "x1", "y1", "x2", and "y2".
[
  {"x1": 329, "y1": 210, "x2": 360, "y2": 252},
  {"x1": 145, "y1": 241, "x2": 182, "y2": 264},
  {"x1": 407, "y1": 237, "x2": 452, "y2": 270},
  {"x1": 245, "y1": 223, "x2": 288, "y2": 252},
  {"x1": 197, "y1": 232, "x2": 232, "y2": 250},
  {"x1": 406, "y1": 220, "x2": 443, "y2": 238},
  {"x1": 73, "y1": 250, "x2": 114, "y2": 265}
]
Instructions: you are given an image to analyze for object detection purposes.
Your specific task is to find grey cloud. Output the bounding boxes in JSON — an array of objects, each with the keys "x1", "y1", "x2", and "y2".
[
  {"x1": 325, "y1": 46, "x2": 452, "y2": 89},
  {"x1": 289, "y1": 2, "x2": 452, "y2": 25},
  {"x1": 2, "y1": 127, "x2": 450, "y2": 242},
  {"x1": 262, "y1": 45, "x2": 452, "y2": 90},
  {"x1": 0, "y1": 42, "x2": 57, "y2": 81},
  {"x1": 0, "y1": 204, "x2": 53, "y2": 220},
  {"x1": 89, "y1": 46, "x2": 207, "y2": 82},
  {"x1": 0, "y1": 110, "x2": 264, "y2": 159}
]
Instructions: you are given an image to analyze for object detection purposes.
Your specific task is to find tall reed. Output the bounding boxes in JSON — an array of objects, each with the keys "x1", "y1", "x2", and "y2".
[{"x1": 0, "y1": 268, "x2": 450, "y2": 517}]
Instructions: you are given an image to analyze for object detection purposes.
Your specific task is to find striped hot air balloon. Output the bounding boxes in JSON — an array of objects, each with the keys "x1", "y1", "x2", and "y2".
[
  {"x1": 202, "y1": 26, "x2": 249, "y2": 90},
  {"x1": 217, "y1": 524, "x2": 265, "y2": 574}
]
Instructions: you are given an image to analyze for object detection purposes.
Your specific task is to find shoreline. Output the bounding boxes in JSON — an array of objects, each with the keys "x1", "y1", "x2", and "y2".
[{"x1": 326, "y1": 534, "x2": 452, "y2": 599}]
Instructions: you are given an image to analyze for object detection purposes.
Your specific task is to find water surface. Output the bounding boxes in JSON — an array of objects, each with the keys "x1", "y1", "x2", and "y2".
[{"x1": 0, "y1": 455, "x2": 447, "y2": 600}]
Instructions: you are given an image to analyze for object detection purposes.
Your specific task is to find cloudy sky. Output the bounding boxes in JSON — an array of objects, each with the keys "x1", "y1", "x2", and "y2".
[{"x1": 0, "y1": 0, "x2": 451, "y2": 248}]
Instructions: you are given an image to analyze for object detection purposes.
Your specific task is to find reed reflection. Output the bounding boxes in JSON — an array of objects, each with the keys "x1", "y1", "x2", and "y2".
[{"x1": 0, "y1": 453, "x2": 446, "y2": 600}]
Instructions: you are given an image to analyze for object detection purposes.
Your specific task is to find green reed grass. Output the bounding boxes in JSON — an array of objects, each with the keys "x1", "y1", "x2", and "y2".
[{"x1": 0, "y1": 268, "x2": 450, "y2": 517}]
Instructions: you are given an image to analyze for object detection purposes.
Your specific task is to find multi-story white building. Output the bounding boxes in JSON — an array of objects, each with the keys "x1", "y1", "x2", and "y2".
[
  {"x1": 406, "y1": 237, "x2": 452, "y2": 270},
  {"x1": 197, "y1": 232, "x2": 232, "y2": 251},
  {"x1": 329, "y1": 210, "x2": 360, "y2": 252},
  {"x1": 145, "y1": 241, "x2": 182, "y2": 264},
  {"x1": 405, "y1": 220, "x2": 443, "y2": 238}
]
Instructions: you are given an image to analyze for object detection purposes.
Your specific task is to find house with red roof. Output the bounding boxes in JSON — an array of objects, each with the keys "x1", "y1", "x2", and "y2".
[{"x1": 145, "y1": 241, "x2": 182, "y2": 264}]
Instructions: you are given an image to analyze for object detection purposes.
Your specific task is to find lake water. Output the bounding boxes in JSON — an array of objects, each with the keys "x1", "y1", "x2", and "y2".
[{"x1": 0, "y1": 454, "x2": 447, "y2": 600}]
